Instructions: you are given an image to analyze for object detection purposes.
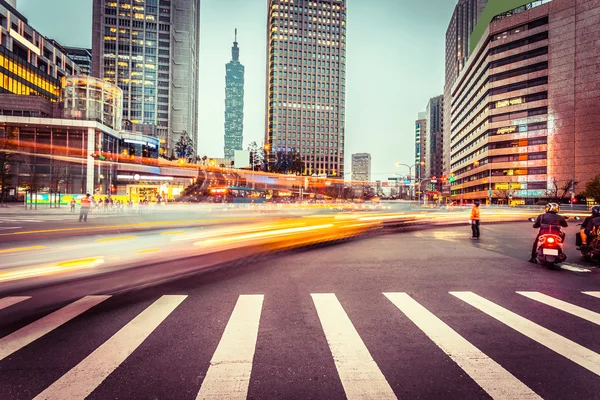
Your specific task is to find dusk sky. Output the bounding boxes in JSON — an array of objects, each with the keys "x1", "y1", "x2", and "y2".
[{"x1": 19, "y1": 0, "x2": 457, "y2": 179}]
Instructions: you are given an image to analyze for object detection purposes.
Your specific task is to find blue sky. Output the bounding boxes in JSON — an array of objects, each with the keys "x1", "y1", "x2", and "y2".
[{"x1": 18, "y1": 0, "x2": 457, "y2": 178}]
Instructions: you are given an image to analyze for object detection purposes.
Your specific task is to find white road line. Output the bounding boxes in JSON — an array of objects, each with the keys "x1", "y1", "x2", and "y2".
[
  {"x1": 0, "y1": 295, "x2": 110, "y2": 361},
  {"x1": 384, "y1": 292, "x2": 540, "y2": 399},
  {"x1": 518, "y1": 292, "x2": 600, "y2": 325},
  {"x1": 561, "y1": 265, "x2": 591, "y2": 273},
  {"x1": 583, "y1": 292, "x2": 600, "y2": 299},
  {"x1": 196, "y1": 294, "x2": 264, "y2": 400},
  {"x1": 34, "y1": 295, "x2": 186, "y2": 400},
  {"x1": 0, "y1": 226, "x2": 21, "y2": 230},
  {"x1": 311, "y1": 293, "x2": 396, "y2": 400},
  {"x1": 0, "y1": 296, "x2": 31, "y2": 311},
  {"x1": 451, "y1": 292, "x2": 600, "y2": 376}
]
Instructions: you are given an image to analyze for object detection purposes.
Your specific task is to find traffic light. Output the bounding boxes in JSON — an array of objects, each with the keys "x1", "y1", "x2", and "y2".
[{"x1": 449, "y1": 174, "x2": 456, "y2": 183}]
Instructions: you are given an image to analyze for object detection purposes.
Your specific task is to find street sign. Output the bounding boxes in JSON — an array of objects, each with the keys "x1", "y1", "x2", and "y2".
[
  {"x1": 431, "y1": 180, "x2": 437, "y2": 184},
  {"x1": 388, "y1": 177, "x2": 398, "y2": 181},
  {"x1": 509, "y1": 193, "x2": 513, "y2": 199},
  {"x1": 488, "y1": 189, "x2": 493, "y2": 197}
]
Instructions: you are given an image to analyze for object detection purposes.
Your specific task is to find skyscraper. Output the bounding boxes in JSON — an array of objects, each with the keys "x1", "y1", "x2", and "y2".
[
  {"x1": 443, "y1": 0, "x2": 488, "y2": 182},
  {"x1": 224, "y1": 29, "x2": 244, "y2": 159},
  {"x1": 415, "y1": 111, "x2": 427, "y2": 181},
  {"x1": 91, "y1": 0, "x2": 200, "y2": 157},
  {"x1": 425, "y1": 95, "x2": 443, "y2": 180},
  {"x1": 265, "y1": 0, "x2": 347, "y2": 177},
  {"x1": 351, "y1": 153, "x2": 371, "y2": 183}
]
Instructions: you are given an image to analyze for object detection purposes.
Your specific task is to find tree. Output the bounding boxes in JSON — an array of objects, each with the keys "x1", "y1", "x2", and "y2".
[
  {"x1": 585, "y1": 175, "x2": 600, "y2": 203},
  {"x1": 273, "y1": 151, "x2": 305, "y2": 175},
  {"x1": 493, "y1": 189, "x2": 513, "y2": 204},
  {"x1": 175, "y1": 131, "x2": 195, "y2": 160},
  {"x1": 247, "y1": 141, "x2": 265, "y2": 170},
  {"x1": 546, "y1": 178, "x2": 577, "y2": 203}
]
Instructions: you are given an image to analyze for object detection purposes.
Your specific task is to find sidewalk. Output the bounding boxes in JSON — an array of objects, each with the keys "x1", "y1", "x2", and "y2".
[{"x1": 0, "y1": 203, "x2": 76, "y2": 215}]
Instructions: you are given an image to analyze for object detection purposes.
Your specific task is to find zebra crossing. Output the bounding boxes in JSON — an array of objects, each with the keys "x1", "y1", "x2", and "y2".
[{"x1": 2, "y1": 291, "x2": 600, "y2": 399}]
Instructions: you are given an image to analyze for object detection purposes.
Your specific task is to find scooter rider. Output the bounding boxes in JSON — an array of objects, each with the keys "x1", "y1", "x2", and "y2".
[
  {"x1": 580, "y1": 205, "x2": 600, "y2": 246},
  {"x1": 529, "y1": 203, "x2": 568, "y2": 263}
]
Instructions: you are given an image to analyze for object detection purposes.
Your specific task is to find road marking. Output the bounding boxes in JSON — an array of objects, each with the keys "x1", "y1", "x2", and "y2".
[
  {"x1": 0, "y1": 296, "x2": 31, "y2": 311},
  {"x1": 451, "y1": 292, "x2": 600, "y2": 376},
  {"x1": 96, "y1": 235, "x2": 137, "y2": 243},
  {"x1": 311, "y1": 293, "x2": 396, "y2": 400},
  {"x1": 0, "y1": 295, "x2": 110, "y2": 361},
  {"x1": 518, "y1": 292, "x2": 600, "y2": 325},
  {"x1": 34, "y1": 295, "x2": 186, "y2": 400},
  {"x1": 0, "y1": 226, "x2": 21, "y2": 230},
  {"x1": 196, "y1": 294, "x2": 264, "y2": 400},
  {"x1": 161, "y1": 231, "x2": 185, "y2": 236},
  {"x1": 0, "y1": 245, "x2": 46, "y2": 254},
  {"x1": 560, "y1": 264, "x2": 591, "y2": 273},
  {"x1": 584, "y1": 292, "x2": 600, "y2": 299},
  {"x1": 384, "y1": 292, "x2": 540, "y2": 399},
  {"x1": 135, "y1": 248, "x2": 160, "y2": 254}
]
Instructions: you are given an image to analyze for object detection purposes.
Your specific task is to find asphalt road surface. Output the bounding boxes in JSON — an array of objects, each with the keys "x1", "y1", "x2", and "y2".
[{"x1": 1, "y1": 222, "x2": 599, "y2": 399}]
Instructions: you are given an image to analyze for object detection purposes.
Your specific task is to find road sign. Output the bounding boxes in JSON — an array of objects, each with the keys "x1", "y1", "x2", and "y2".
[
  {"x1": 488, "y1": 189, "x2": 493, "y2": 197},
  {"x1": 431, "y1": 180, "x2": 437, "y2": 184},
  {"x1": 388, "y1": 177, "x2": 398, "y2": 181},
  {"x1": 509, "y1": 193, "x2": 513, "y2": 199}
]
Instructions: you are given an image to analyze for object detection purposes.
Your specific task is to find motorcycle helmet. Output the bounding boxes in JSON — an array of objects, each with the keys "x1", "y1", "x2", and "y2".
[
  {"x1": 592, "y1": 205, "x2": 600, "y2": 216},
  {"x1": 545, "y1": 203, "x2": 560, "y2": 213}
]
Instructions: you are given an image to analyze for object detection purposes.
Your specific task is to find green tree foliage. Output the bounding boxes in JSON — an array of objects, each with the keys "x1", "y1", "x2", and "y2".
[
  {"x1": 175, "y1": 131, "x2": 195, "y2": 160},
  {"x1": 585, "y1": 175, "x2": 600, "y2": 203}
]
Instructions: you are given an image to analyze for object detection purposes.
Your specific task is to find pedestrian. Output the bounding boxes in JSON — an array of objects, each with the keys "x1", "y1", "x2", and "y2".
[
  {"x1": 79, "y1": 194, "x2": 92, "y2": 222},
  {"x1": 70, "y1": 199, "x2": 76, "y2": 212},
  {"x1": 470, "y1": 200, "x2": 481, "y2": 239}
]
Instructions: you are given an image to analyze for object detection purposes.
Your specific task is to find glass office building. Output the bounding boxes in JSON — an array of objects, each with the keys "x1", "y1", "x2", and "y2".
[
  {"x1": 92, "y1": 0, "x2": 200, "y2": 157},
  {"x1": 224, "y1": 30, "x2": 244, "y2": 159},
  {"x1": 265, "y1": 0, "x2": 347, "y2": 177}
]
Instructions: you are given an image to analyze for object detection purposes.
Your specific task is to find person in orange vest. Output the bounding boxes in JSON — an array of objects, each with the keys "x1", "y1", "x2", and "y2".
[
  {"x1": 79, "y1": 193, "x2": 92, "y2": 222},
  {"x1": 470, "y1": 200, "x2": 481, "y2": 239}
]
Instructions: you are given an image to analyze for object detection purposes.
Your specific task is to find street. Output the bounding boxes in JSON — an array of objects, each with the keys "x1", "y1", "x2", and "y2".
[{"x1": 1, "y1": 222, "x2": 599, "y2": 399}]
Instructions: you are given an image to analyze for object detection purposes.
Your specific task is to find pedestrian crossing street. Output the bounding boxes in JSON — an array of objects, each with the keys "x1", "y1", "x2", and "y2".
[{"x1": 2, "y1": 291, "x2": 600, "y2": 399}]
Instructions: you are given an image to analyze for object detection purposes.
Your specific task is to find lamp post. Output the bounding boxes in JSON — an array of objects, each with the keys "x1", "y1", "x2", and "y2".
[{"x1": 396, "y1": 162, "x2": 425, "y2": 201}]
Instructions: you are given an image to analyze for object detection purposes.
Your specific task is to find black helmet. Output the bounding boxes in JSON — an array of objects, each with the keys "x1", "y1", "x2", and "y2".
[
  {"x1": 592, "y1": 205, "x2": 600, "y2": 216},
  {"x1": 545, "y1": 203, "x2": 560, "y2": 213},
  {"x1": 474, "y1": 200, "x2": 480, "y2": 206}
]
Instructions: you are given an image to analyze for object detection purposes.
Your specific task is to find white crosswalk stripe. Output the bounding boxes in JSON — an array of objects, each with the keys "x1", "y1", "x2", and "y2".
[
  {"x1": 452, "y1": 291, "x2": 600, "y2": 376},
  {"x1": 0, "y1": 295, "x2": 110, "y2": 361},
  {"x1": 518, "y1": 291, "x2": 600, "y2": 325},
  {"x1": 33, "y1": 295, "x2": 186, "y2": 400},
  {"x1": 583, "y1": 291, "x2": 600, "y2": 299},
  {"x1": 312, "y1": 293, "x2": 397, "y2": 400},
  {"x1": 384, "y1": 292, "x2": 541, "y2": 399},
  {"x1": 0, "y1": 296, "x2": 31, "y2": 311},
  {"x1": 196, "y1": 294, "x2": 263, "y2": 400}
]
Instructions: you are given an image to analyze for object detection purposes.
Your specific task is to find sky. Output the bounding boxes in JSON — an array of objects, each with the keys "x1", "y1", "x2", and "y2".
[{"x1": 18, "y1": 0, "x2": 457, "y2": 179}]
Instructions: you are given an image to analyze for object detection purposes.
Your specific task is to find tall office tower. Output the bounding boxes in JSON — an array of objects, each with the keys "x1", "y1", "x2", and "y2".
[
  {"x1": 415, "y1": 111, "x2": 427, "y2": 181},
  {"x1": 443, "y1": 0, "x2": 488, "y2": 181},
  {"x1": 64, "y1": 47, "x2": 92, "y2": 76},
  {"x1": 265, "y1": 0, "x2": 347, "y2": 177},
  {"x1": 351, "y1": 153, "x2": 371, "y2": 183},
  {"x1": 5, "y1": 0, "x2": 14, "y2": 8},
  {"x1": 425, "y1": 95, "x2": 443, "y2": 179},
  {"x1": 92, "y1": 0, "x2": 200, "y2": 157},
  {"x1": 224, "y1": 29, "x2": 244, "y2": 159}
]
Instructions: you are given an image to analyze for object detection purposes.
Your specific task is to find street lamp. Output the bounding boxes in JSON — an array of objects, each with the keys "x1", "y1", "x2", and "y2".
[{"x1": 395, "y1": 162, "x2": 424, "y2": 200}]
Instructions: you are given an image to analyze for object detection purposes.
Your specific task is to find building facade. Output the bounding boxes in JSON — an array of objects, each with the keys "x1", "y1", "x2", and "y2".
[
  {"x1": 449, "y1": 0, "x2": 600, "y2": 204},
  {"x1": 443, "y1": 0, "x2": 488, "y2": 182},
  {"x1": 91, "y1": 0, "x2": 200, "y2": 157},
  {"x1": 351, "y1": 153, "x2": 370, "y2": 183},
  {"x1": 265, "y1": 0, "x2": 347, "y2": 177},
  {"x1": 224, "y1": 29, "x2": 244, "y2": 159},
  {"x1": 414, "y1": 111, "x2": 427, "y2": 181},
  {"x1": 0, "y1": 0, "x2": 80, "y2": 102},
  {"x1": 64, "y1": 47, "x2": 92, "y2": 76},
  {"x1": 425, "y1": 95, "x2": 443, "y2": 179}
]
